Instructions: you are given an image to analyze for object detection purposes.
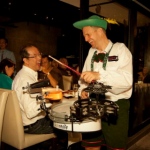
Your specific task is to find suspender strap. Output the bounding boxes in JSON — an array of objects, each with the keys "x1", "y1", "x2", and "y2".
[
  {"x1": 103, "y1": 44, "x2": 113, "y2": 70},
  {"x1": 91, "y1": 51, "x2": 97, "y2": 71}
]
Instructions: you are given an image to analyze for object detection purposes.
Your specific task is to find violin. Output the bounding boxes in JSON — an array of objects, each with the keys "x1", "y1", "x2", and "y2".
[{"x1": 44, "y1": 90, "x2": 63, "y2": 100}]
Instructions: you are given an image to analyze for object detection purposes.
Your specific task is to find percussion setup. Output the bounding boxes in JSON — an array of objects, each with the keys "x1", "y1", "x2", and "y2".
[
  {"x1": 22, "y1": 56, "x2": 119, "y2": 133},
  {"x1": 21, "y1": 56, "x2": 121, "y2": 147},
  {"x1": 22, "y1": 79, "x2": 119, "y2": 133},
  {"x1": 50, "y1": 102, "x2": 102, "y2": 132}
]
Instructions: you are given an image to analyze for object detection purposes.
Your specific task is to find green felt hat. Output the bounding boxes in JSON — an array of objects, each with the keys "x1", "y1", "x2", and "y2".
[{"x1": 73, "y1": 15, "x2": 107, "y2": 30}]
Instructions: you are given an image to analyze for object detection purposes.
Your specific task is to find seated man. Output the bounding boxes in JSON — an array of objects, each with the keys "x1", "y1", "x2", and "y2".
[
  {"x1": 12, "y1": 44, "x2": 53, "y2": 134},
  {"x1": 38, "y1": 54, "x2": 64, "y2": 90},
  {"x1": 12, "y1": 44, "x2": 68, "y2": 149}
]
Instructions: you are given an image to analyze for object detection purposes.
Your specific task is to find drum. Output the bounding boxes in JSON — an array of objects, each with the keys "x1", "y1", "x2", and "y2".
[{"x1": 49, "y1": 102, "x2": 101, "y2": 132}]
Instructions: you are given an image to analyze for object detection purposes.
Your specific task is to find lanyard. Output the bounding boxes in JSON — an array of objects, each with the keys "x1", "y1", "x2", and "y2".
[
  {"x1": 91, "y1": 51, "x2": 97, "y2": 71},
  {"x1": 91, "y1": 44, "x2": 113, "y2": 71}
]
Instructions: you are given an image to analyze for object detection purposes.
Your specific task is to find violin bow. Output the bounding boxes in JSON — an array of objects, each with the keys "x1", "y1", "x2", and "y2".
[{"x1": 48, "y1": 55, "x2": 81, "y2": 76}]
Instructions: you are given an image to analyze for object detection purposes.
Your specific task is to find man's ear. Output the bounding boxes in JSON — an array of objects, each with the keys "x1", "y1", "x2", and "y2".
[
  {"x1": 97, "y1": 28, "x2": 103, "y2": 32},
  {"x1": 23, "y1": 58, "x2": 28, "y2": 65},
  {"x1": 5, "y1": 66, "x2": 8, "y2": 71}
]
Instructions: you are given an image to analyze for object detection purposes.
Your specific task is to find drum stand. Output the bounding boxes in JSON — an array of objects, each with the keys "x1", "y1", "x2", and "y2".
[{"x1": 67, "y1": 132, "x2": 82, "y2": 148}]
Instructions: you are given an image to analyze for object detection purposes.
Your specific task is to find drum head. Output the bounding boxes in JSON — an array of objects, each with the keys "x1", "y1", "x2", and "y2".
[
  {"x1": 49, "y1": 102, "x2": 73, "y2": 123},
  {"x1": 49, "y1": 102, "x2": 101, "y2": 132}
]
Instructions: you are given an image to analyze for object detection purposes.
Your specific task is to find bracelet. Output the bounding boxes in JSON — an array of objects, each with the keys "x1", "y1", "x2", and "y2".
[{"x1": 47, "y1": 72, "x2": 50, "y2": 76}]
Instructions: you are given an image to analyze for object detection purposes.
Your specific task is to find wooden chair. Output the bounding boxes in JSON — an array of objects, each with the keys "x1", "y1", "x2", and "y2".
[
  {"x1": 1, "y1": 90, "x2": 57, "y2": 150},
  {"x1": 0, "y1": 89, "x2": 9, "y2": 148},
  {"x1": 62, "y1": 75, "x2": 73, "y2": 91}
]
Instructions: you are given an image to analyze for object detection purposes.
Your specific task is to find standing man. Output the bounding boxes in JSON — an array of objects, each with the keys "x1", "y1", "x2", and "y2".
[
  {"x1": 0, "y1": 37, "x2": 16, "y2": 64},
  {"x1": 73, "y1": 15, "x2": 133, "y2": 150},
  {"x1": 12, "y1": 44, "x2": 68, "y2": 149}
]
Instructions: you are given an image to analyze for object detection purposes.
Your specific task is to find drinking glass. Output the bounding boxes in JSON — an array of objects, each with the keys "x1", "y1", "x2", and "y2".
[{"x1": 73, "y1": 84, "x2": 79, "y2": 98}]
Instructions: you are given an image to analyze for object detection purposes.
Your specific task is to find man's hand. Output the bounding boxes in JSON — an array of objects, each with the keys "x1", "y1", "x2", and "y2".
[
  {"x1": 41, "y1": 67, "x2": 48, "y2": 74},
  {"x1": 81, "y1": 91, "x2": 89, "y2": 99},
  {"x1": 80, "y1": 71, "x2": 100, "y2": 83}
]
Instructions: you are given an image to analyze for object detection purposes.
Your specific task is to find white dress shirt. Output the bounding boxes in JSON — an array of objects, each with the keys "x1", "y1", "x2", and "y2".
[
  {"x1": 12, "y1": 66, "x2": 46, "y2": 126},
  {"x1": 79, "y1": 40, "x2": 133, "y2": 101}
]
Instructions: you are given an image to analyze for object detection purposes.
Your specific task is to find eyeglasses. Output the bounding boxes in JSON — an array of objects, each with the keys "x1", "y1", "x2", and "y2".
[{"x1": 27, "y1": 53, "x2": 42, "y2": 58}]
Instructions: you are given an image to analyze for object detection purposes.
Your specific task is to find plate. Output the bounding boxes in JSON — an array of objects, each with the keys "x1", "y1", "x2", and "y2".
[{"x1": 63, "y1": 90, "x2": 74, "y2": 98}]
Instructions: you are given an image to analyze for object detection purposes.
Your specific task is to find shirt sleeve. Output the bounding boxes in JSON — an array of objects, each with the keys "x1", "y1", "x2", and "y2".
[
  {"x1": 97, "y1": 43, "x2": 133, "y2": 94},
  {"x1": 13, "y1": 77, "x2": 42, "y2": 119}
]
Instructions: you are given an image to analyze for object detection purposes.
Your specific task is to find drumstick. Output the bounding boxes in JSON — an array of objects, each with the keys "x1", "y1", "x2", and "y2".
[{"x1": 48, "y1": 55, "x2": 81, "y2": 76}]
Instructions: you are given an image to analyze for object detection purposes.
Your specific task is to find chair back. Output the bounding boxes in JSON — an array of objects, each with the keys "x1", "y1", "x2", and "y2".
[
  {"x1": 1, "y1": 89, "x2": 57, "y2": 149},
  {"x1": 2, "y1": 90, "x2": 25, "y2": 148},
  {"x1": 0, "y1": 89, "x2": 9, "y2": 147},
  {"x1": 62, "y1": 75, "x2": 73, "y2": 90}
]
